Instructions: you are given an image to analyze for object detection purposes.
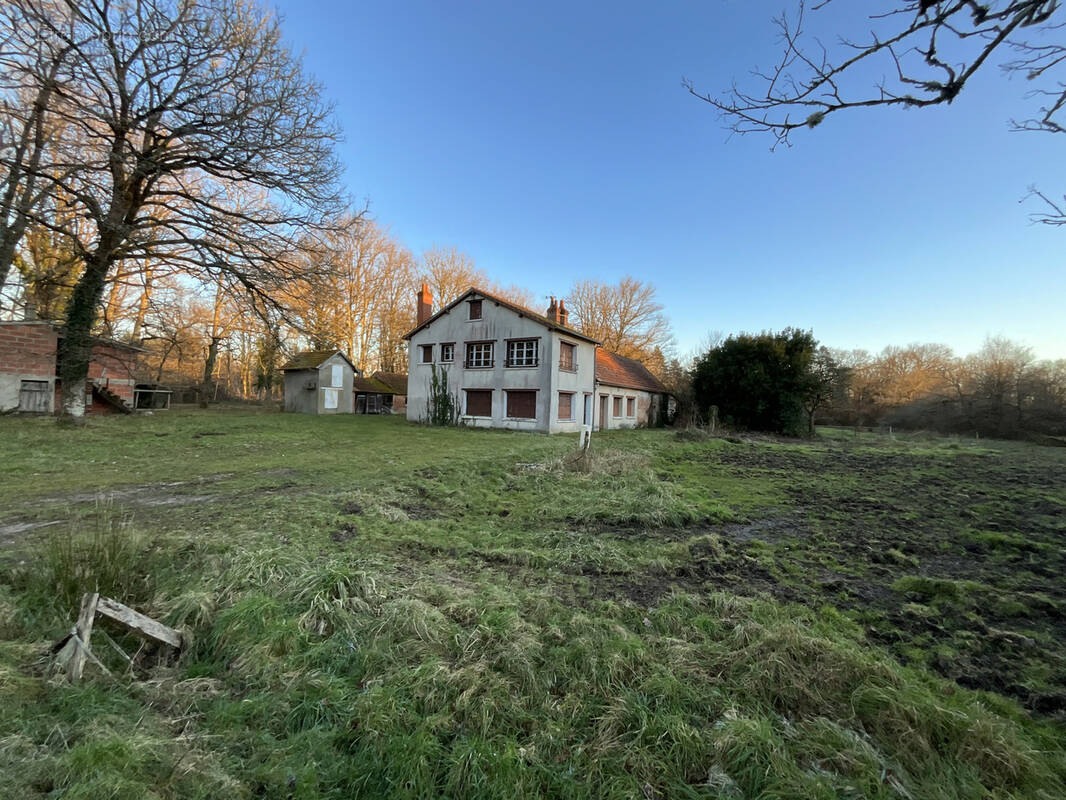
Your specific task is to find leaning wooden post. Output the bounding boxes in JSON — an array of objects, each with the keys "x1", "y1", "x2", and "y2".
[{"x1": 53, "y1": 592, "x2": 100, "y2": 681}]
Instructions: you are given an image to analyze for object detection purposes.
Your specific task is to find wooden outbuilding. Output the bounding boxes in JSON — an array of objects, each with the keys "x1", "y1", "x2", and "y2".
[
  {"x1": 281, "y1": 349, "x2": 359, "y2": 414},
  {"x1": 353, "y1": 371, "x2": 408, "y2": 414}
]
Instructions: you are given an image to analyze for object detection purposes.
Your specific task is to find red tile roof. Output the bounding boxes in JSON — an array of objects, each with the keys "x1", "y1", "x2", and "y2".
[{"x1": 595, "y1": 349, "x2": 668, "y2": 393}]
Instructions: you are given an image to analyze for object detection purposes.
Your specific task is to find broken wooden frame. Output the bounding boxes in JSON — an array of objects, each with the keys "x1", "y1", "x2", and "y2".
[{"x1": 52, "y1": 592, "x2": 183, "y2": 681}]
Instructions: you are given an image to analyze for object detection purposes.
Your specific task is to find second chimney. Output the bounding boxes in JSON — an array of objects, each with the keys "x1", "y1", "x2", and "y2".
[
  {"x1": 558, "y1": 299, "x2": 568, "y2": 327},
  {"x1": 417, "y1": 283, "x2": 434, "y2": 325}
]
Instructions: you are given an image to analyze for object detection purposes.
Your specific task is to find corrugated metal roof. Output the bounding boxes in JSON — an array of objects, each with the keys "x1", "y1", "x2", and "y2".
[{"x1": 595, "y1": 349, "x2": 668, "y2": 393}]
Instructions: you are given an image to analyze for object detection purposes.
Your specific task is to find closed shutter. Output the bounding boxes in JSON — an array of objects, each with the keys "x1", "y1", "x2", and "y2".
[
  {"x1": 558, "y1": 392, "x2": 573, "y2": 420},
  {"x1": 18, "y1": 380, "x2": 49, "y2": 413},
  {"x1": 506, "y1": 390, "x2": 537, "y2": 419},
  {"x1": 465, "y1": 389, "x2": 492, "y2": 416}
]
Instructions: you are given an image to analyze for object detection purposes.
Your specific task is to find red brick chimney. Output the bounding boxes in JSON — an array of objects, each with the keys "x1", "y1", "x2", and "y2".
[
  {"x1": 546, "y1": 296, "x2": 559, "y2": 322},
  {"x1": 416, "y1": 283, "x2": 433, "y2": 325},
  {"x1": 558, "y1": 299, "x2": 568, "y2": 327}
]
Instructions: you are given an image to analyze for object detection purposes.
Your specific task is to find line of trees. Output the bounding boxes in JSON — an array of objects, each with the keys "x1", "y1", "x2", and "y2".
[{"x1": 688, "y1": 331, "x2": 1066, "y2": 440}]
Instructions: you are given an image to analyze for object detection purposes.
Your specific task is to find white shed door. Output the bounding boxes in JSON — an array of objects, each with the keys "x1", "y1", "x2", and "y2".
[
  {"x1": 331, "y1": 364, "x2": 342, "y2": 387},
  {"x1": 323, "y1": 388, "x2": 339, "y2": 409}
]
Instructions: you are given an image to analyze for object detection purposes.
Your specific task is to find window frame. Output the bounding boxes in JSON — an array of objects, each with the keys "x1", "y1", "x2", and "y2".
[
  {"x1": 613, "y1": 396, "x2": 623, "y2": 417},
  {"x1": 420, "y1": 344, "x2": 434, "y2": 364},
  {"x1": 505, "y1": 337, "x2": 539, "y2": 368},
  {"x1": 464, "y1": 340, "x2": 494, "y2": 369},
  {"x1": 468, "y1": 299, "x2": 483, "y2": 320},
  {"x1": 440, "y1": 342, "x2": 455, "y2": 363},
  {"x1": 559, "y1": 340, "x2": 577, "y2": 372},
  {"x1": 626, "y1": 397, "x2": 635, "y2": 417},
  {"x1": 505, "y1": 389, "x2": 538, "y2": 420}
]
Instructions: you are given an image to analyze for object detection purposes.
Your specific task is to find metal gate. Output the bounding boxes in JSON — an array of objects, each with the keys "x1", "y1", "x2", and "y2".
[{"x1": 18, "y1": 380, "x2": 50, "y2": 413}]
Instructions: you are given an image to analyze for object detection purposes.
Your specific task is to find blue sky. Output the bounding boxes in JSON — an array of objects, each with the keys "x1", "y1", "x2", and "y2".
[{"x1": 273, "y1": 1, "x2": 1065, "y2": 360}]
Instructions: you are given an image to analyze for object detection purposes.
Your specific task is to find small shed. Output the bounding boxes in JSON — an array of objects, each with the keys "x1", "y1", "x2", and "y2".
[
  {"x1": 353, "y1": 371, "x2": 408, "y2": 414},
  {"x1": 281, "y1": 350, "x2": 359, "y2": 414},
  {"x1": 0, "y1": 320, "x2": 144, "y2": 415}
]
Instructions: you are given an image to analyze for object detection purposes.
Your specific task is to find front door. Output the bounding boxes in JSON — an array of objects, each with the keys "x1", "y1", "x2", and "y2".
[{"x1": 598, "y1": 394, "x2": 608, "y2": 431}]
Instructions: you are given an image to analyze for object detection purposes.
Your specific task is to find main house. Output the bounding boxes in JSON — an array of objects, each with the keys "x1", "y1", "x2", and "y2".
[{"x1": 404, "y1": 286, "x2": 669, "y2": 433}]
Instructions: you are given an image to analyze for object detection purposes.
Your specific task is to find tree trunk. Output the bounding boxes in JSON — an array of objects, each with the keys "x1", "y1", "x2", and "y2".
[
  {"x1": 58, "y1": 250, "x2": 115, "y2": 417},
  {"x1": 200, "y1": 337, "x2": 220, "y2": 408}
]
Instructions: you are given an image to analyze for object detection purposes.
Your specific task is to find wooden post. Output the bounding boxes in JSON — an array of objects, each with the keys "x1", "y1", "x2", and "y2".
[{"x1": 53, "y1": 592, "x2": 99, "y2": 681}]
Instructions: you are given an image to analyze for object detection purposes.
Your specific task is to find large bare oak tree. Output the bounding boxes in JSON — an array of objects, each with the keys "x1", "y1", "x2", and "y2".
[{"x1": 1, "y1": 0, "x2": 345, "y2": 415}]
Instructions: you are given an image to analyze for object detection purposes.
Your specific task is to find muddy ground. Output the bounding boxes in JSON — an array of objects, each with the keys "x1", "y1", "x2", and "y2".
[{"x1": 601, "y1": 440, "x2": 1066, "y2": 717}]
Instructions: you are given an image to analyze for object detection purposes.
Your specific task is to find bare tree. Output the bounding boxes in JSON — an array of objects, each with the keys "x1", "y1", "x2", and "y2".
[
  {"x1": 0, "y1": 1, "x2": 77, "y2": 290},
  {"x1": 565, "y1": 276, "x2": 673, "y2": 360},
  {"x1": 7, "y1": 0, "x2": 345, "y2": 415},
  {"x1": 687, "y1": 2, "x2": 1066, "y2": 218}
]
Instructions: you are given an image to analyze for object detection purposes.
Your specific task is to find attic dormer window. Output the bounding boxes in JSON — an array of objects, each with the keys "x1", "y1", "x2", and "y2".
[{"x1": 468, "y1": 299, "x2": 482, "y2": 320}]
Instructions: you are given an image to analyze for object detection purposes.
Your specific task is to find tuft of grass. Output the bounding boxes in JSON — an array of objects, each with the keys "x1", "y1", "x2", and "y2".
[{"x1": 16, "y1": 503, "x2": 154, "y2": 616}]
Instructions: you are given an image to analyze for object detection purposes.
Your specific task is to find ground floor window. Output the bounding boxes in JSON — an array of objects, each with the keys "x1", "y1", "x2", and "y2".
[
  {"x1": 18, "y1": 380, "x2": 49, "y2": 412},
  {"x1": 558, "y1": 392, "x2": 573, "y2": 420},
  {"x1": 465, "y1": 389, "x2": 492, "y2": 417},
  {"x1": 613, "y1": 396, "x2": 622, "y2": 417},
  {"x1": 626, "y1": 397, "x2": 635, "y2": 417},
  {"x1": 506, "y1": 390, "x2": 537, "y2": 419}
]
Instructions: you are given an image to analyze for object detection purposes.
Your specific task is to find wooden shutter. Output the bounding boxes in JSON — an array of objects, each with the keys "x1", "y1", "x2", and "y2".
[
  {"x1": 469, "y1": 299, "x2": 482, "y2": 320},
  {"x1": 465, "y1": 389, "x2": 492, "y2": 416},
  {"x1": 558, "y1": 392, "x2": 572, "y2": 420},
  {"x1": 18, "y1": 380, "x2": 49, "y2": 413},
  {"x1": 506, "y1": 390, "x2": 537, "y2": 419}
]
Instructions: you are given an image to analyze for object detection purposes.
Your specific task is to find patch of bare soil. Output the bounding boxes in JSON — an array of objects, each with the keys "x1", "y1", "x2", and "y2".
[{"x1": 331, "y1": 522, "x2": 358, "y2": 542}]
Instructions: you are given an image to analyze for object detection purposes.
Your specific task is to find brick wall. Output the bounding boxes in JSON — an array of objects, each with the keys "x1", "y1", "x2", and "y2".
[{"x1": 0, "y1": 322, "x2": 58, "y2": 377}]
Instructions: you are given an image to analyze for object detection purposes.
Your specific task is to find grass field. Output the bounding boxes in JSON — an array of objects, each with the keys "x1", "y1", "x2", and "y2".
[{"x1": 1, "y1": 409, "x2": 1065, "y2": 799}]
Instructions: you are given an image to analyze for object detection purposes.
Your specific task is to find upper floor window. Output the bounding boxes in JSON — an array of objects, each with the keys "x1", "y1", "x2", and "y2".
[
  {"x1": 559, "y1": 341, "x2": 576, "y2": 371},
  {"x1": 465, "y1": 341, "x2": 493, "y2": 368},
  {"x1": 420, "y1": 344, "x2": 433, "y2": 364},
  {"x1": 440, "y1": 343, "x2": 455, "y2": 362},
  {"x1": 506, "y1": 339, "x2": 538, "y2": 367},
  {"x1": 468, "y1": 299, "x2": 483, "y2": 320}
]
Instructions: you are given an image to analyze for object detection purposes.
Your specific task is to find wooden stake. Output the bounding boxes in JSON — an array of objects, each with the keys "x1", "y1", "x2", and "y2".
[{"x1": 58, "y1": 592, "x2": 99, "y2": 681}]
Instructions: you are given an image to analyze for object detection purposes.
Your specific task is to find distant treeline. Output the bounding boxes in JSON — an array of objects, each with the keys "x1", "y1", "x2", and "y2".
[{"x1": 678, "y1": 333, "x2": 1066, "y2": 441}]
